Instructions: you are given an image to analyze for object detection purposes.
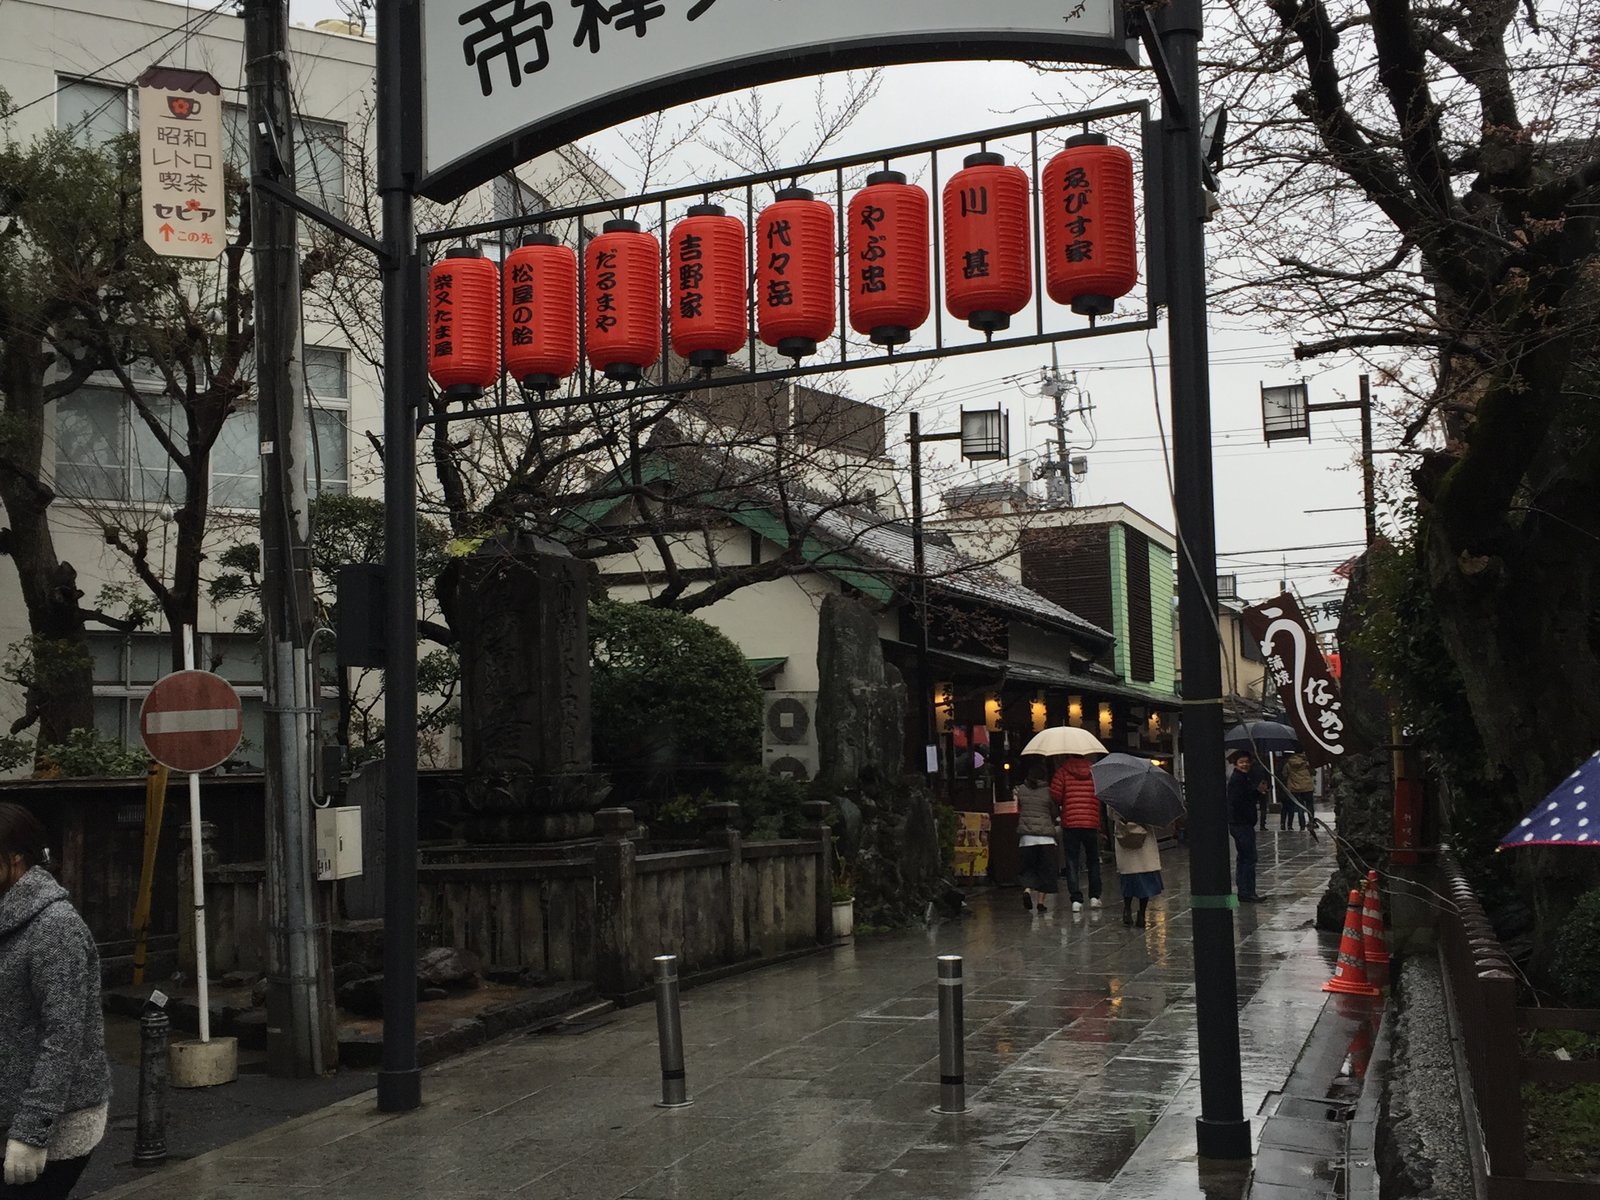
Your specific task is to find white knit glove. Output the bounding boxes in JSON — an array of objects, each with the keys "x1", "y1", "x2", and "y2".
[{"x1": 4, "y1": 1139, "x2": 47, "y2": 1186}]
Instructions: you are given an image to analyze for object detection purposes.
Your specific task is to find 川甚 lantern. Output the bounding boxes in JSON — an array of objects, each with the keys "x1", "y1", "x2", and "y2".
[
  {"x1": 942, "y1": 151, "x2": 1032, "y2": 335},
  {"x1": 585, "y1": 218, "x2": 661, "y2": 382},
  {"x1": 503, "y1": 233, "x2": 579, "y2": 391},
  {"x1": 757, "y1": 186, "x2": 836, "y2": 359},
  {"x1": 670, "y1": 204, "x2": 747, "y2": 370},
  {"x1": 428, "y1": 246, "x2": 500, "y2": 400},
  {"x1": 848, "y1": 170, "x2": 930, "y2": 348},
  {"x1": 1043, "y1": 133, "x2": 1138, "y2": 316}
]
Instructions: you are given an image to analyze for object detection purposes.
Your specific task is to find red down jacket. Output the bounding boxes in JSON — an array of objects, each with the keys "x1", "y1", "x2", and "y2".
[{"x1": 1051, "y1": 755, "x2": 1103, "y2": 830}]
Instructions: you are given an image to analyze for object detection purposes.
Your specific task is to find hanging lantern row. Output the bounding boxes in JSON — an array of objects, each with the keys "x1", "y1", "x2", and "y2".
[{"x1": 428, "y1": 140, "x2": 1140, "y2": 398}]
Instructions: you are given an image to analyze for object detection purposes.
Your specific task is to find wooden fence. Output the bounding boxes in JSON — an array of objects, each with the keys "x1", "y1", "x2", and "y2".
[{"x1": 1439, "y1": 855, "x2": 1600, "y2": 1200}]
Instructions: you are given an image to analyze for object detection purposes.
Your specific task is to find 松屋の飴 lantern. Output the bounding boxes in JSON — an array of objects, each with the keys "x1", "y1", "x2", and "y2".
[
  {"x1": 585, "y1": 218, "x2": 661, "y2": 383},
  {"x1": 942, "y1": 151, "x2": 1032, "y2": 336},
  {"x1": 848, "y1": 170, "x2": 930, "y2": 348},
  {"x1": 503, "y1": 233, "x2": 579, "y2": 392},
  {"x1": 757, "y1": 186, "x2": 836, "y2": 359},
  {"x1": 429, "y1": 246, "x2": 500, "y2": 400},
  {"x1": 670, "y1": 204, "x2": 747, "y2": 370},
  {"x1": 1043, "y1": 133, "x2": 1138, "y2": 316}
]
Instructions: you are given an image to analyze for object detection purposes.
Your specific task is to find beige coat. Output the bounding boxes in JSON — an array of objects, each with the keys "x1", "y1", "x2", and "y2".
[{"x1": 1112, "y1": 818, "x2": 1163, "y2": 875}]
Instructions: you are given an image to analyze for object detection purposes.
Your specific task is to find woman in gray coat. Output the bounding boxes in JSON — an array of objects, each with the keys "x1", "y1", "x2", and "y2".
[
  {"x1": 0, "y1": 804, "x2": 110, "y2": 1199},
  {"x1": 1015, "y1": 760, "x2": 1060, "y2": 913}
]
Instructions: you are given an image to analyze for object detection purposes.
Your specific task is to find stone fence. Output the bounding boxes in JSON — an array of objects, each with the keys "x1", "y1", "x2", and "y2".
[{"x1": 197, "y1": 801, "x2": 835, "y2": 1003}]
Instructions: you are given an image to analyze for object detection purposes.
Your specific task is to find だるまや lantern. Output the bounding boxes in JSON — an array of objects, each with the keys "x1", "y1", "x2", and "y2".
[
  {"x1": 670, "y1": 204, "x2": 747, "y2": 370},
  {"x1": 1043, "y1": 133, "x2": 1138, "y2": 316},
  {"x1": 848, "y1": 170, "x2": 930, "y2": 348},
  {"x1": 503, "y1": 233, "x2": 579, "y2": 391},
  {"x1": 757, "y1": 186, "x2": 835, "y2": 359},
  {"x1": 429, "y1": 246, "x2": 500, "y2": 400},
  {"x1": 942, "y1": 152, "x2": 1031, "y2": 335},
  {"x1": 586, "y1": 218, "x2": 661, "y2": 382}
]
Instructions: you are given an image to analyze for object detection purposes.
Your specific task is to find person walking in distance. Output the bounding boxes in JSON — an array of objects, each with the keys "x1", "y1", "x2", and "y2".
[
  {"x1": 1052, "y1": 754, "x2": 1104, "y2": 913},
  {"x1": 1283, "y1": 751, "x2": 1314, "y2": 831},
  {"x1": 1014, "y1": 761, "x2": 1060, "y2": 914},
  {"x1": 1113, "y1": 816, "x2": 1164, "y2": 928},
  {"x1": 1227, "y1": 753, "x2": 1264, "y2": 902},
  {"x1": 0, "y1": 804, "x2": 110, "y2": 1200}
]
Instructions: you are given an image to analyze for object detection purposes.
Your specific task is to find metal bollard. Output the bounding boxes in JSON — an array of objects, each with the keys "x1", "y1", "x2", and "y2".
[
  {"x1": 134, "y1": 993, "x2": 170, "y2": 1165},
  {"x1": 935, "y1": 954, "x2": 966, "y2": 1114},
  {"x1": 653, "y1": 955, "x2": 693, "y2": 1109}
]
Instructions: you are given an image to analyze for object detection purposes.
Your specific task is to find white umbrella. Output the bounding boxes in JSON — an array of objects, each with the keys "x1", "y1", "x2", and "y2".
[{"x1": 1020, "y1": 726, "x2": 1108, "y2": 757}]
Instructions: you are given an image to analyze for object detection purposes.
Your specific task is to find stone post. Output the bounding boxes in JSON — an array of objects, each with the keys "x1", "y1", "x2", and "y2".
[
  {"x1": 802, "y1": 800, "x2": 834, "y2": 946},
  {"x1": 702, "y1": 802, "x2": 745, "y2": 962},
  {"x1": 594, "y1": 808, "x2": 638, "y2": 999},
  {"x1": 176, "y1": 820, "x2": 218, "y2": 978}
]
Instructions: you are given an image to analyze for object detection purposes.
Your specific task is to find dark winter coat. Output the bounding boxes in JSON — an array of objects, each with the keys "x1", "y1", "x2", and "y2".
[
  {"x1": 1227, "y1": 767, "x2": 1262, "y2": 826},
  {"x1": 0, "y1": 867, "x2": 111, "y2": 1148},
  {"x1": 1051, "y1": 756, "x2": 1103, "y2": 830}
]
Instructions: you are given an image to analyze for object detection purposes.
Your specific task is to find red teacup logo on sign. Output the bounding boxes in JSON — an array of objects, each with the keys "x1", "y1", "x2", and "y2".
[{"x1": 166, "y1": 95, "x2": 202, "y2": 120}]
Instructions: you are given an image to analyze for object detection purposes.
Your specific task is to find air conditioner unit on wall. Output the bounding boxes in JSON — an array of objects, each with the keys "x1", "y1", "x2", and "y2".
[{"x1": 763, "y1": 690, "x2": 818, "y2": 782}]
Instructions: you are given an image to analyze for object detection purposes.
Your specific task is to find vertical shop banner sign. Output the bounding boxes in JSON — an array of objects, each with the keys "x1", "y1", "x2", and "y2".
[
  {"x1": 1242, "y1": 592, "x2": 1346, "y2": 768},
  {"x1": 137, "y1": 67, "x2": 225, "y2": 260}
]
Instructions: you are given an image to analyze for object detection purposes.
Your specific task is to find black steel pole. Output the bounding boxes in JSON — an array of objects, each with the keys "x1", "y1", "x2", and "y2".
[
  {"x1": 377, "y1": 0, "x2": 423, "y2": 1114},
  {"x1": 909, "y1": 415, "x2": 933, "y2": 773},
  {"x1": 1358, "y1": 374, "x2": 1377, "y2": 546},
  {"x1": 1159, "y1": 0, "x2": 1251, "y2": 1161}
]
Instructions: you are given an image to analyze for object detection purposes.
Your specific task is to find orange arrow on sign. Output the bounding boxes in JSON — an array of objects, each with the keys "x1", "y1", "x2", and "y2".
[{"x1": 159, "y1": 223, "x2": 175, "y2": 241}]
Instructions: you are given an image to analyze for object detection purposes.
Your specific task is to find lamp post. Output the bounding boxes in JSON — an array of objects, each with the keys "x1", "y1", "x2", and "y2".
[
  {"x1": 907, "y1": 407, "x2": 1010, "y2": 774},
  {"x1": 1261, "y1": 374, "x2": 1378, "y2": 546}
]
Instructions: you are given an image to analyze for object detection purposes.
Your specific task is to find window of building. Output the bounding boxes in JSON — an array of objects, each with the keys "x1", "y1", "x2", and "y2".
[
  {"x1": 222, "y1": 105, "x2": 347, "y2": 217},
  {"x1": 57, "y1": 76, "x2": 131, "y2": 148},
  {"x1": 211, "y1": 345, "x2": 350, "y2": 509}
]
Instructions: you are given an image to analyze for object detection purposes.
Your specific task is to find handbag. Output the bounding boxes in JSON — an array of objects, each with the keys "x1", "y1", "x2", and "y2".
[{"x1": 1116, "y1": 821, "x2": 1149, "y2": 850}]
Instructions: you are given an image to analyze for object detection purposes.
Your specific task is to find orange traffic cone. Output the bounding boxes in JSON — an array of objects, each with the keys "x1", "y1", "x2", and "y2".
[
  {"x1": 1362, "y1": 870, "x2": 1391, "y2": 988},
  {"x1": 1324, "y1": 888, "x2": 1381, "y2": 997}
]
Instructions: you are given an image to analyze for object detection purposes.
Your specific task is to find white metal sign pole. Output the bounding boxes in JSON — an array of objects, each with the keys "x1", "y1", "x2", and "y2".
[{"x1": 182, "y1": 625, "x2": 211, "y2": 1043}]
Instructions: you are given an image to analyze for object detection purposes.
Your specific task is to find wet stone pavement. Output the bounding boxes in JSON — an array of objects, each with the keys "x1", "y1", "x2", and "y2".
[{"x1": 102, "y1": 829, "x2": 1340, "y2": 1200}]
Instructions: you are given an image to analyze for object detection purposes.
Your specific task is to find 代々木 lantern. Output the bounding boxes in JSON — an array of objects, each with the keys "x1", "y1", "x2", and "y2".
[
  {"x1": 848, "y1": 170, "x2": 930, "y2": 348},
  {"x1": 503, "y1": 232, "x2": 579, "y2": 391},
  {"x1": 585, "y1": 218, "x2": 661, "y2": 383},
  {"x1": 756, "y1": 186, "x2": 836, "y2": 359},
  {"x1": 428, "y1": 246, "x2": 500, "y2": 400},
  {"x1": 942, "y1": 151, "x2": 1032, "y2": 335},
  {"x1": 1043, "y1": 133, "x2": 1138, "y2": 316},
  {"x1": 670, "y1": 204, "x2": 747, "y2": 370}
]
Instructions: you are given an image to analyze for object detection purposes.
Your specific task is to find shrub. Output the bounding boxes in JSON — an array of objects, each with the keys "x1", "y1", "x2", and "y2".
[
  {"x1": 1552, "y1": 889, "x2": 1600, "y2": 1008},
  {"x1": 35, "y1": 728, "x2": 149, "y2": 777}
]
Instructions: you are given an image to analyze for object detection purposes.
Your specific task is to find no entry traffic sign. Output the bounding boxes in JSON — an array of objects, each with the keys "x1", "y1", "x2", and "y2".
[{"x1": 140, "y1": 669, "x2": 244, "y2": 773}]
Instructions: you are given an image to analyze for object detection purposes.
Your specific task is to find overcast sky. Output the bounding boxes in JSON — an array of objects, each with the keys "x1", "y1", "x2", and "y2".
[{"x1": 287, "y1": 0, "x2": 1373, "y2": 603}]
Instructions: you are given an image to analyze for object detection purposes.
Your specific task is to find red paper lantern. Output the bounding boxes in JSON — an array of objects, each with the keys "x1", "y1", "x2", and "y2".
[
  {"x1": 428, "y1": 246, "x2": 500, "y2": 400},
  {"x1": 942, "y1": 152, "x2": 1032, "y2": 335},
  {"x1": 586, "y1": 218, "x2": 661, "y2": 383},
  {"x1": 1043, "y1": 134, "x2": 1139, "y2": 316},
  {"x1": 757, "y1": 186, "x2": 835, "y2": 360},
  {"x1": 670, "y1": 204, "x2": 747, "y2": 370},
  {"x1": 848, "y1": 170, "x2": 930, "y2": 348},
  {"x1": 503, "y1": 233, "x2": 578, "y2": 392}
]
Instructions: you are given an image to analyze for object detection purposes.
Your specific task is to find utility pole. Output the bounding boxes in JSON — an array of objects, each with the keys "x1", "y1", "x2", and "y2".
[
  {"x1": 1036, "y1": 354, "x2": 1086, "y2": 507},
  {"x1": 245, "y1": 0, "x2": 332, "y2": 1076},
  {"x1": 1158, "y1": 0, "x2": 1251, "y2": 1160}
]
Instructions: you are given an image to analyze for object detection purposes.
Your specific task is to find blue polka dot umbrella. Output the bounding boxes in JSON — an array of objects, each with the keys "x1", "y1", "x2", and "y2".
[{"x1": 1501, "y1": 751, "x2": 1600, "y2": 848}]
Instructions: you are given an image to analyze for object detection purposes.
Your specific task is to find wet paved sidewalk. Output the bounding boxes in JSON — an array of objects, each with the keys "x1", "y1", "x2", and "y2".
[{"x1": 101, "y1": 828, "x2": 1339, "y2": 1200}]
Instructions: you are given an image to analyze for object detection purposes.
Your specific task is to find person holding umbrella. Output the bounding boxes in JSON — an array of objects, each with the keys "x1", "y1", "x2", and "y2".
[
  {"x1": 1112, "y1": 817, "x2": 1163, "y2": 928},
  {"x1": 1052, "y1": 754, "x2": 1105, "y2": 913},
  {"x1": 1014, "y1": 760, "x2": 1060, "y2": 913},
  {"x1": 1088, "y1": 754, "x2": 1185, "y2": 929}
]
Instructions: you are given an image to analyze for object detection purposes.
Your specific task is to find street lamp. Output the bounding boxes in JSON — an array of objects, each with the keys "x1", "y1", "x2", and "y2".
[
  {"x1": 1260, "y1": 375, "x2": 1378, "y2": 546},
  {"x1": 908, "y1": 406, "x2": 1010, "y2": 773}
]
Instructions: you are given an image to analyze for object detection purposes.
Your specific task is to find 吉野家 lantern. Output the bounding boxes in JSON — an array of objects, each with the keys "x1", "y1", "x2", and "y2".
[
  {"x1": 757, "y1": 186, "x2": 836, "y2": 359},
  {"x1": 848, "y1": 170, "x2": 930, "y2": 348},
  {"x1": 942, "y1": 151, "x2": 1032, "y2": 335},
  {"x1": 1043, "y1": 133, "x2": 1138, "y2": 316},
  {"x1": 585, "y1": 218, "x2": 662, "y2": 383},
  {"x1": 503, "y1": 233, "x2": 579, "y2": 392},
  {"x1": 428, "y1": 246, "x2": 500, "y2": 400},
  {"x1": 670, "y1": 204, "x2": 747, "y2": 370}
]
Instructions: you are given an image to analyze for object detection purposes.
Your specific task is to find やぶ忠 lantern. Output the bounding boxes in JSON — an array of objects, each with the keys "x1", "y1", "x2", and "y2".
[
  {"x1": 848, "y1": 170, "x2": 930, "y2": 348},
  {"x1": 1043, "y1": 133, "x2": 1138, "y2": 316},
  {"x1": 429, "y1": 246, "x2": 500, "y2": 400},
  {"x1": 670, "y1": 204, "x2": 747, "y2": 370},
  {"x1": 503, "y1": 233, "x2": 579, "y2": 391},
  {"x1": 757, "y1": 186, "x2": 836, "y2": 359},
  {"x1": 942, "y1": 152, "x2": 1031, "y2": 335},
  {"x1": 586, "y1": 218, "x2": 661, "y2": 383}
]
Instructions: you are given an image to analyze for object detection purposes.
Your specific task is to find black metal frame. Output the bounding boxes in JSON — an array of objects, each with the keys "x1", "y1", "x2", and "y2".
[{"x1": 416, "y1": 103, "x2": 1156, "y2": 428}]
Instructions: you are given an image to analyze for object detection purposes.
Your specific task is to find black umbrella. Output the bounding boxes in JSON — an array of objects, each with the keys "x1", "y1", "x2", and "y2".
[
  {"x1": 1090, "y1": 753, "x2": 1186, "y2": 827},
  {"x1": 1224, "y1": 720, "x2": 1299, "y2": 755}
]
